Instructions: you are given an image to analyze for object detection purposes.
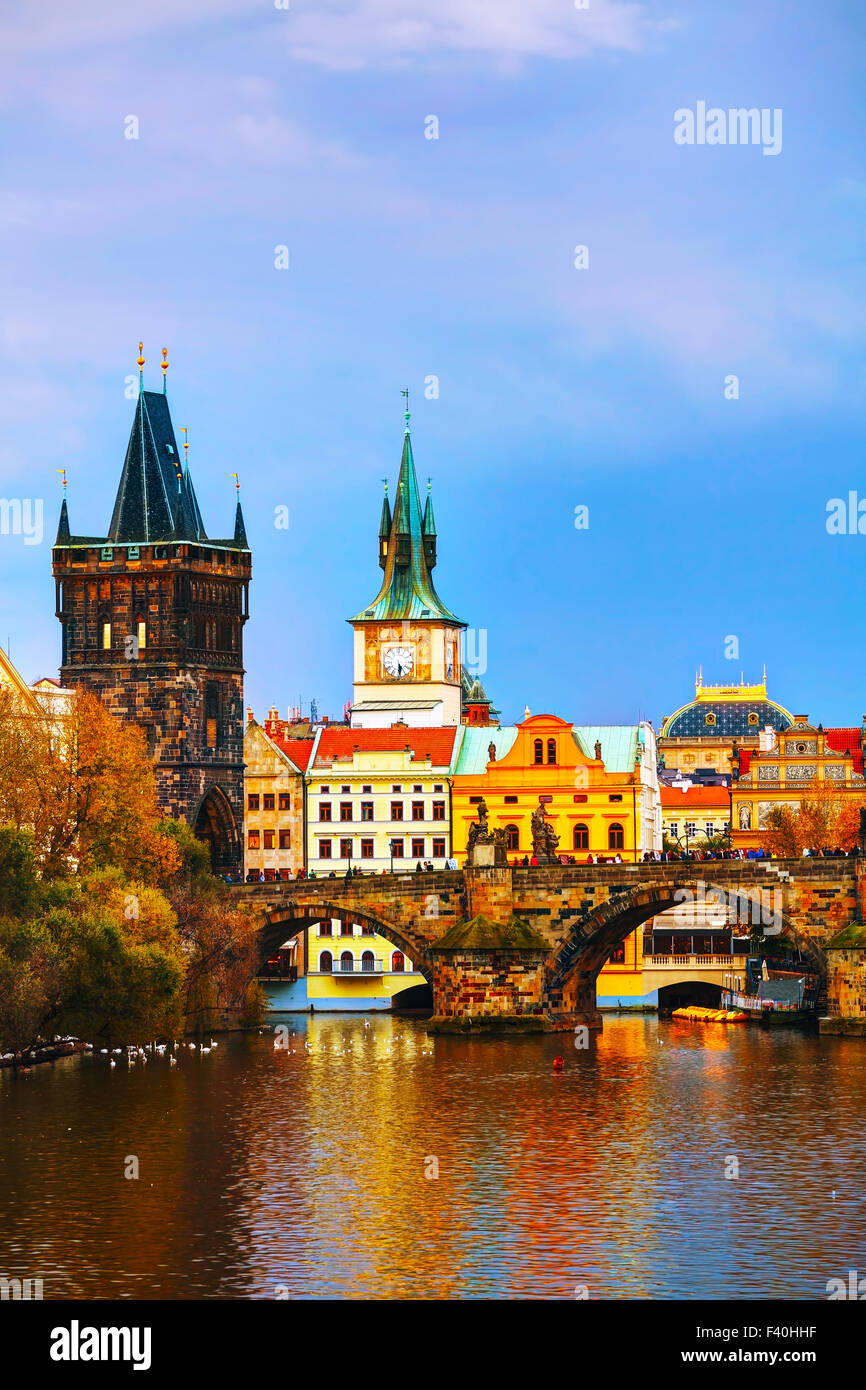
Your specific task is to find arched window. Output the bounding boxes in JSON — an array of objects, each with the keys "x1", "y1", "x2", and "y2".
[
  {"x1": 136, "y1": 618, "x2": 146, "y2": 652},
  {"x1": 100, "y1": 616, "x2": 112, "y2": 651},
  {"x1": 608, "y1": 823, "x2": 624, "y2": 850},
  {"x1": 506, "y1": 824, "x2": 519, "y2": 851},
  {"x1": 391, "y1": 950, "x2": 405, "y2": 972},
  {"x1": 339, "y1": 951, "x2": 354, "y2": 973},
  {"x1": 547, "y1": 739, "x2": 557, "y2": 764},
  {"x1": 361, "y1": 950, "x2": 375, "y2": 973},
  {"x1": 573, "y1": 823, "x2": 589, "y2": 850},
  {"x1": 319, "y1": 950, "x2": 333, "y2": 973},
  {"x1": 533, "y1": 739, "x2": 544, "y2": 765}
]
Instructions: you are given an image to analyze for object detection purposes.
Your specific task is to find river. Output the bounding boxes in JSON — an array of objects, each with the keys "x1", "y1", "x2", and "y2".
[{"x1": 1, "y1": 1013, "x2": 863, "y2": 1299}]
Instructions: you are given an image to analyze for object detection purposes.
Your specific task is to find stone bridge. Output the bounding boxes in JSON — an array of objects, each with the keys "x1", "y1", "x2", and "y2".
[{"x1": 234, "y1": 859, "x2": 865, "y2": 1029}]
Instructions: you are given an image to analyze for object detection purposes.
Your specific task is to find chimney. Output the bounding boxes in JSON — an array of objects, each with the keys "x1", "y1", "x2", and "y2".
[{"x1": 246, "y1": 707, "x2": 254, "y2": 724}]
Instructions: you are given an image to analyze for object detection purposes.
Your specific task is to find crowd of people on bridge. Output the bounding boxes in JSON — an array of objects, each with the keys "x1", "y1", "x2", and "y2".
[{"x1": 226, "y1": 841, "x2": 861, "y2": 884}]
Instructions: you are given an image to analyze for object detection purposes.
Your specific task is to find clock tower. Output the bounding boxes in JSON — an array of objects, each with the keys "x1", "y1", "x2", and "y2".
[{"x1": 348, "y1": 402, "x2": 465, "y2": 728}]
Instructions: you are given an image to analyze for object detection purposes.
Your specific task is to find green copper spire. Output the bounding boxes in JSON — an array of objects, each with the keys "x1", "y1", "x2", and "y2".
[{"x1": 349, "y1": 410, "x2": 463, "y2": 625}]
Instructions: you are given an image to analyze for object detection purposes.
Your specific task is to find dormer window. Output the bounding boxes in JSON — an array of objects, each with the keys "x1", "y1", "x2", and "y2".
[{"x1": 705, "y1": 713, "x2": 716, "y2": 726}]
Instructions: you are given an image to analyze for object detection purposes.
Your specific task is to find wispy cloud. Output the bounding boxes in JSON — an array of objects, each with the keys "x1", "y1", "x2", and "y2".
[{"x1": 285, "y1": 0, "x2": 670, "y2": 71}]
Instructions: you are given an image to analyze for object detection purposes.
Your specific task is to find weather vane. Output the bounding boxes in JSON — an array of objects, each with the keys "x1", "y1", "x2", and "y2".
[{"x1": 58, "y1": 468, "x2": 67, "y2": 493}]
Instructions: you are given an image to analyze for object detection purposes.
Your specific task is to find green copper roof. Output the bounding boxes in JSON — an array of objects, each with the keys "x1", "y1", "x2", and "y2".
[
  {"x1": 349, "y1": 426, "x2": 464, "y2": 624},
  {"x1": 574, "y1": 725, "x2": 640, "y2": 774},
  {"x1": 452, "y1": 725, "x2": 518, "y2": 774}
]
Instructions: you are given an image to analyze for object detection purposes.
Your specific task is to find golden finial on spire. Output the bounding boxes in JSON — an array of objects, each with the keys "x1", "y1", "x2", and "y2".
[
  {"x1": 231, "y1": 472, "x2": 240, "y2": 493},
  {"x1": 137, "y1": 341, "x2": 145, "y2": 370},
  {"x1": 161, "y1": 347, "x2": 169, "y2": 393},
  {"x1": 58, "y1": 468, "x2": 67, "y2": 493}
]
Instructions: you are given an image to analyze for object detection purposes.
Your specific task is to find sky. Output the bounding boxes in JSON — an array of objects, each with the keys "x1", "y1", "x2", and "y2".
[{"x1": 0, "y1": 0, "x2": 864, "y2": 730}]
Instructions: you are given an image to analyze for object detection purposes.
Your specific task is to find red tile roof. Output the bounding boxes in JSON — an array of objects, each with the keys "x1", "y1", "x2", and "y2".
[
  {"x1": 661, "y1": 785, "x2": 731, "y2": 808},
  {"x1": 313, "y1": 726, "x2": 457, "y2": 769},
  {"x1": 266, "y1": 733, "x2": 316, "y2": 772},
  {"x1": 825, "y1": 728, "x2": 863, "y2": 774}
]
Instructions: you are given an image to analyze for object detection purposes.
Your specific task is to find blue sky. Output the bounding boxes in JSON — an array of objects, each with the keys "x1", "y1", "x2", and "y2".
[{"x1": 0, "y1": 0, "x2": 864, "y2": 729}]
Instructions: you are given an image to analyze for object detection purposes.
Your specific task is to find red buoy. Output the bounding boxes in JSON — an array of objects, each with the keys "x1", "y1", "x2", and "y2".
[{"x1": 553, "y1": 1055, "x2": 564, "y2": 1071}]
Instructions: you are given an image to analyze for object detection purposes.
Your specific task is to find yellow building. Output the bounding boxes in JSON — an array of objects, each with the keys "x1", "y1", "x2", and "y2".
[
  {"x1": 732, "y1": 716, "x2": 866, "y2": 849},
  {"x1": 658, "y1": 673, "x2": 794, "y2": 776},
  {"x1": 243, "y1": 710, "x2": 314, "y2": 881},
  {"x1": 451, "y1": 716, "x2": 662, "y2": 1007}
]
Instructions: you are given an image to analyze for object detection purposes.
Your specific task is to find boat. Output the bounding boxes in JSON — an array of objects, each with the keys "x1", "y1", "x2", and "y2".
[
  {"x1": 720, "y1": 958, "x2": 819, "y2": 1025},
  {"x1": 672, "y1": 1006, "x2": 748, "y2": 1023}
]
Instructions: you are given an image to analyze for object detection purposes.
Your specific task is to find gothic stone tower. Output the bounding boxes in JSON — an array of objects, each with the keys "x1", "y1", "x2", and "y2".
[{"x1": 52, "y1": 351, "x2": 250, "y2": 870}]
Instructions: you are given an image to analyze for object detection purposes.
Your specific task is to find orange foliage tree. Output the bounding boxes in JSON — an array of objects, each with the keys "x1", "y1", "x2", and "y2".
[
  {"x1": 0, "y1": 686, "x2": 178, "y2": 883},
  {"x1": 763, "y1": 787, "x2": 866, "y2": 856}
]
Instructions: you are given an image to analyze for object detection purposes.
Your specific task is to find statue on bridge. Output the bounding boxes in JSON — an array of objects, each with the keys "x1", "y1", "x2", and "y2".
[
  {"x1": 466, "y1": 797, "x2": 507, "y2": 867},
  {"x1": 531, "y1": 804, "x2": 560, "y2": 863}
]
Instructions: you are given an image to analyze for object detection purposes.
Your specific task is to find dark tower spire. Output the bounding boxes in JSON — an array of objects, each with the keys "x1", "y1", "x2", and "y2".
[
  {"x1": 422, "y1": 476, "x2": 436, "y2": 571},
  {"x1": 378, "y1": 480, "x2": 391, "y2": 569},
  {"x1": 55, "y1": 470, "x2": 70, "y2": 544}
]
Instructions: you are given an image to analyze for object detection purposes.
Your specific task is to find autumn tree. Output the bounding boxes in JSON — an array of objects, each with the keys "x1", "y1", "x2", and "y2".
[
  {"x1": 0, "y1": 687, "x2": 178, "y2": 882},
  {"x1": 763, "y1": 788, "x2": 866, "y2": 856}
]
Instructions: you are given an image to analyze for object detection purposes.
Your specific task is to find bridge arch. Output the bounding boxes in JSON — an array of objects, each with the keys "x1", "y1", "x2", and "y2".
[
  {"x1": 256, "y1": 901, "x2": 434, "y2": 984},
  {"x1": 544, "y1": 880, "x2": 827, "y2": 1018}
]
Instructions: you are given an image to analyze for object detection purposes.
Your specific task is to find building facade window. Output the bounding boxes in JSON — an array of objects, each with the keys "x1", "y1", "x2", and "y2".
[
  {"x1": 248, "y1": 830, "x2": 260, "y2": 849},
  {"x1": 340, "y1": 921, "x2": 353, "y2": 936},
  {"x1": 547, "y1": 739, "x2": 557, "y2": 764},
  {"x1": 319, "y1": 802, "x2": 332, "y2": 822},
  {"x1": 278, "y1": 830, "x2": 291, "y2": 849},
  {"x1": 390, "y1": 839, "x2": 404, "y2": 859},
  {"x1": 278, "y1": 793, "x2": 291, "y2": 811},
  {"x1": 432, "y1": 801, "x2": 445, "y2": 821},
  {"x1": 573, "y1": 824, "x2": 589, "y2": 850},
  {"x1": 432, "y1": 837, "x2": 446, "y2": 857},
  {"x1": 411, "y1": 801, "x2": 424, "y2": 821},
  {"x1": 361, "y1": 802, "x2": 374, "y2": 821},
  {"x1": 609, "y1": 944, "x2": 626, "y2": 964},
  {"x1": 608, "y1": 823, "x2": 624, "y2": 850},
  {"x1": 534, "y1": 739, "x2": 544, "y2": 765},
  {"x1": 391, "y1": 951, "x2": 405, "y2": 972},
  {"x1": 609, "y1": 794, "x2": 622, "y2": 803},
  {"x1": 248, "y1": 794, "x2": 260, "y2": 811},
  {"x1": 319, "y1": 839, "x2": 332, "y2": 858},
  {"x1": 507, "y1": 824, "x2": 519, "y2": 851},
  {"x1": 340, "y1": 839, "x2": 353, "y2": 858},
  {"x1": 263, "y1": 830, "x2": 274, "y2": 850},
  {"x1": 412, "y1": 837, "x2": 425, "y2": 858},
  {"x1": 319, "y1": 921, "x2": 332, "y2": 936},
  {"x1": 263, "y1": 793, "x2": 275, "y2": 811},
  {"x1": 319, "y1": 950, "x2": 333, "y2": 972},
  {"x1": 505, "y1": 795, "x2": 518, "y2": 804},
  {"x1": 360, "y1": 838, "x2": 374, "y2": 858},
  {"x1": 362, "y1": 950, "x2": 375, "y2": 972},
  {"x1": 340, "y1": 802, "x2": 353, "y2": 821},
  {"x1": 391, "y1": 802, "x2": 403, "y2": 821},
  {"x1": 339, "y1": 951, "x2": 354, "y2": 972}
]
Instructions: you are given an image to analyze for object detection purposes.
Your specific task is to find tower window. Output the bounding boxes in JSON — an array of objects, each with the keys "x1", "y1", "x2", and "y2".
[
  {"x1": 101, "y1": 621, "x2": 112, "y2": 651},
  {"x1": 547, "y1": 739, "x2": 557, "y2": 764},
  {"x1": 137, "y1": 620, "x2": 146, "y2": 651},
  {"x1": 534, "y1": 739, "x2": 543, "y2": 765},
  {"x1": 204, "y1": 684, "x2": 221, "y2": 751}
]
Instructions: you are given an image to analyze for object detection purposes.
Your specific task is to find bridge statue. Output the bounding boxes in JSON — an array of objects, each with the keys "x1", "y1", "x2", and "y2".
[
  {"x1": 531, "y1": 804, "x2": 560, "y2": 863},
  {"x1": 466, "y1": 796, "x2": 506, "y2": 866}
]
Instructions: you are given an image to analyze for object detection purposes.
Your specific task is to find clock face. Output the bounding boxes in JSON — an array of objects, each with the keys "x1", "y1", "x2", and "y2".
[{"x1": 384, "y1": 646, "x2": 414, "y2": 679}]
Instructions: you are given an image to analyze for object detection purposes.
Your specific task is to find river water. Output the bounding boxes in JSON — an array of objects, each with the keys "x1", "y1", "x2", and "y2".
[{"x1": 1, "y1": 1013, "x2": 863, "y2": 1300}]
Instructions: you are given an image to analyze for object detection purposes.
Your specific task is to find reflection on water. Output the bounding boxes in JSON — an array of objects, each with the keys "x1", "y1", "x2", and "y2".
[{"x1": 0, "y1": 1014, "x2": 864, "y2": 1299}]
